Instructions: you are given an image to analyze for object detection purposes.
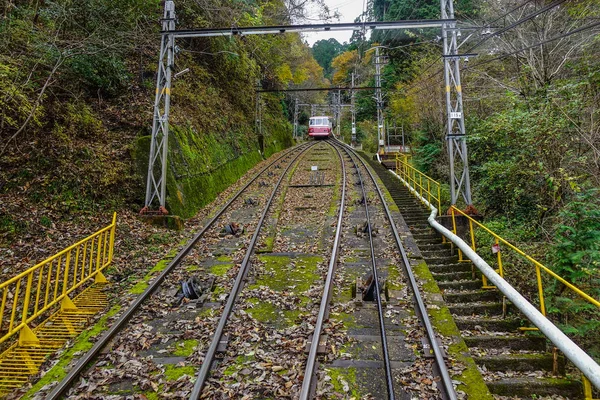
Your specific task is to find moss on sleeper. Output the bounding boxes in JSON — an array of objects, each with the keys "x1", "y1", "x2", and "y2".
[
  {"x1": 210, "y1": 262, "x2": 233, "y2": 276},
  {"x1": 172, "y1": 339, "x2": 199, "y2": 357},
  {"x1": 326, "y1": 367, "x2": 360, "y2": 398},
  {"x1": 255, "y1": 255, "x2": 321, "y2": 293},
  {"x1": 164, "y1": 364, "x2": 195, "y2": 380}
]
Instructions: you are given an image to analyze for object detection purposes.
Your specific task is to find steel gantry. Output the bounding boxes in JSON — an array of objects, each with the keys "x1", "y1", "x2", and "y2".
[
  {"x1": 441, "y1": 0, "x2": 473, "y2": 206},
  {"x1": 141, "y1": 0, "x2": 458, "y2": 213}
]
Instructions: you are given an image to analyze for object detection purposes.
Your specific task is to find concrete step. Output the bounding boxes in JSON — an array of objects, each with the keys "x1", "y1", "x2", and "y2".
[
  {"x1": 420, "y1": 249, "x2": 452, "y2": 259},
  {"x1": 412, "y1": 233, "x2": 442, "y2": 241},
  {"x1": 454, "y1": 316, "x2": 521, "y2": 332},
  {"x1": 428, "y1": 263, "x2": 473, "y2": 274},
  {"x1": 464, "y1": 335, "x2": 547, "y2": 351},
  {"x1": 431, "y1": 270, "x2": 474, "y2": 282},
  {"x1": 475, "y1": 353, "x2": 565, "y2": 374},
  {"x1": 449, "y1": 301, "x2": 503, "y2": 316},
  {"x1": 444, "y1": 289, "x2": 499, "y2": 303},
  {"x1": 438, "y1": 279, "x2": 482, "y2": 291},
  {"x1": 422, "y1": 254, "x2": 459, "y2": 264},
  {"x1": 417, "y1": 243, "x2": 450, "y2": 251},
  {"x1": 486, "y1": 377, "x2": 582, "y2": 398}
]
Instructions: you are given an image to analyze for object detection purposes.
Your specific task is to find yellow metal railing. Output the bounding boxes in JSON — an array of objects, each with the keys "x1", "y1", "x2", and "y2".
[
  {"x1": 393, "y1": 158, "x2": 600, "y2": 397},
  {"x1": 395, "y1": 154, "x2": 441, "y2": 212},
  {"x1": 0, "y1": 213, "x2": 116, "y2": 346},
  {"x1": 448, "y1": 206, "x2": 600, "y2": 315},
  {"x1": 447, "y1": 206, "x2": 600, "y2": 399}
]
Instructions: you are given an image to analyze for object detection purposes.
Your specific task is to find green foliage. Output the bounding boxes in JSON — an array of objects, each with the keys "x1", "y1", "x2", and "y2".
[
  {"x1": 67, "y1": 54, "x2": 130, "y2": 97},
  {"x1": 468, "y1": 95, "x2": 577, "y2": 220},
  {"x1": 550, "y1": 189, "x2": 600, "y2": 286},
  {"x1": 312, "y1": 38, "x2": 346, "y2": 79}
]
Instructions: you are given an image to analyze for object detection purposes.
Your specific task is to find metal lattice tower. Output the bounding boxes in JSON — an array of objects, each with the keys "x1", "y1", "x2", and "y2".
[
  {"x1": 143, "y1": 0, "x2": 176, "y2": 214},
  {"x1": 441, "y1": 0, "x2": 472, "y2": 206}
]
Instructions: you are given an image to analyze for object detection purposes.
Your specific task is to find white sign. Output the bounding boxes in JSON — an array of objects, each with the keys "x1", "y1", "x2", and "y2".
[
  {"x1": 379, "y1": 140, "x2": 385, "y2": 146},
  {"x1": 450, "y1": 112, "x2": 462, "y2": 119},
  {"x1": 352, "y1": 127, "x2": 356, "y2": 134},
  {"x1": 311, "y1": 166, "x2": 318, "y2": 171}
]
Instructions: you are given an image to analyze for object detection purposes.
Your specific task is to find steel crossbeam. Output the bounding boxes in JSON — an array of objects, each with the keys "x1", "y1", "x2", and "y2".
[{"x1": 165, "y1": 19, "x2": 452, "y2": 38}]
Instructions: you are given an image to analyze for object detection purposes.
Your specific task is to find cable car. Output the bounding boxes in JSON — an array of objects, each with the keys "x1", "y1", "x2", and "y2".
[{"x1": 308, "y1": 116, "x2": 332, "y2": 139}]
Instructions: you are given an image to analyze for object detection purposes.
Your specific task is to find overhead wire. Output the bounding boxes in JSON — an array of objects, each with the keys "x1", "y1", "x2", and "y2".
[
  {"x1": 404, "y1": 19, "x2": 600, "y2": 97},
  {"x1": 402, "y1": 0, "x2": 573, "y2": 96},
  {"x1": 462, "y1": 0, "x2": 567, "y2": 53}
]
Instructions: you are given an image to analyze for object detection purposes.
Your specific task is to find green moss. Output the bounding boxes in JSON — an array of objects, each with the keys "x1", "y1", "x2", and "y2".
[
  {"x1": 246, "y1": 299, "x2": 278, "y2": 323},
  {"x1": 22, "y1": 304, "x2": 122, "y2": 399},
  {"x1": 387, "y1": 264, "x2": 402, "y2": 290},
  {"x1": 143, "y1": 392, "x2": 160, "y2": 400},
  {"x1": 330, "y1": 311, "x2": 364, "y2": 330},
  {"x1": 223, "y1": 354, "x2": 256, "y2": 376},
  {"x1": 129, "y1": 247, "x2": 180, "y2": 295},
  {"x1": 164, "y1": 365, "x2": 195, "y2": 381},
  {"x1": 129, "y1": 280, "x2": 149, "y2": 294},
  {"x1": 216, "y1": 255, "x2": 232, "y2": 262},
  {"x1": 410, "y1": 261, "x2": 493, "y2": 399},
  {"x1": 326, "y1": 367, "x2": 360, "y2": 397},
  {"x1": 256, "y1": 255, "x2": 321, "y2": 292},
  {"x1": 135, "y1": 120, "x2": 292, "y2": 219},
  {"x1": 172, "y1": 339, "x2": 198, "y2": 357},
  {"x1": 210, "y1": 263, "x2": 233, "y2": 276},
  {"x1": 413, "y1": 262, "x2": 441, "y2": 293}
]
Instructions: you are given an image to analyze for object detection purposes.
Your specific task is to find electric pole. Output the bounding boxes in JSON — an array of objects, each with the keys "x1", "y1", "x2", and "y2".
[
  {"x1": 351, "y1": 73, "x2": 356, "y2": 145},
  {"x1": 293, "y1": 97, "x2": 299, "y2": 138},
  {"x1": 374, "y1": 47, "x2": 385, "y2": 154}
]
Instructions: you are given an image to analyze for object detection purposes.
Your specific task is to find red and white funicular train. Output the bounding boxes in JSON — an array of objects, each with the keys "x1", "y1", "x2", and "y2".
[{"x1": 308, "y1": 116, "x2": 333, "y2": 139}]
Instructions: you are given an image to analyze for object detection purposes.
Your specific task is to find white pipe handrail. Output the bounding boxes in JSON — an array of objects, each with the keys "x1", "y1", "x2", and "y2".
[{"x1": 388, "y1": 169, "x2": 600, "y2": 390}]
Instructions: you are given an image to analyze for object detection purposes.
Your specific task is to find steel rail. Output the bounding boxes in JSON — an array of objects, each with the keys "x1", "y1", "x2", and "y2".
[
  {"x1": 299, "y1": 141, "x2": 347, "y2": 400},
  {"x1": 46, "y1": 143, "x2": 311, "y2": 400},
  {"x1": 190, "y1": 142, "x2": 316, "y2": 399},
  {"x1": 342, "y1": 143, "x2": 396, "y2": 399},
  {"x1": 337, "y1": 139, "x2": 458, "y2": 400}
]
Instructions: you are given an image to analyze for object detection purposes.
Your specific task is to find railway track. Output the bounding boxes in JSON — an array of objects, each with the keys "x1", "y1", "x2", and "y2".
[
  {"x1": 296, "y1": 140, "x2": 458, "y2": 399},
  {"x1": 45, "y1": 142, "x2": 315, "y2": 399},
  {"x1": 39, "y1": 140, "x2": 464, "y2": 399}
]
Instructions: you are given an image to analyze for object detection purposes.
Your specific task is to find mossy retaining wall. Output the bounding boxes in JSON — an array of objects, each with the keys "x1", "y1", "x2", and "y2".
[{"x1": 134, "y1": 119, "x2": 292, "y2": 218}]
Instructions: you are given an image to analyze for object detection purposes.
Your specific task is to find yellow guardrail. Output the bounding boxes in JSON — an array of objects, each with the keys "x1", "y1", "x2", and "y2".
[
  {"x1": 395, "y1": 154, "x2": 441, "y2": 212},
  {"x1": 0, "y1": 213, "x2": 116, "y2": 346},
  {"x1": 447, "y1": 206, "x2": 600, "y2": 398},
  {"x1": 448, "y1": 206, "x2": 600, "y2": 315},
  {"x1": 394, "y1": 158, "x2": 600, "y2": 396}
]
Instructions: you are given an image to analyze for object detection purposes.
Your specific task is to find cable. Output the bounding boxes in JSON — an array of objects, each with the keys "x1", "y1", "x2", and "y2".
[
  {"x1": 403, "y1": 18, "x2": 600, "y2": 97},
  {"x1": 463, "y1": 0, "x2": 567, "y2": 53},
  {"x1": 464, "y1": 19, "x2": 600, "y2": 70},
  {"x1": 403, "y1": 0, "x2": 570, "y2": 95}
]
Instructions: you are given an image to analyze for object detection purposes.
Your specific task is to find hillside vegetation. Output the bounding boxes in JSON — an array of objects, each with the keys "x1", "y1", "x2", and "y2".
[{"x1": 0, "y1": 0, "x2": 328, "y2": 254}]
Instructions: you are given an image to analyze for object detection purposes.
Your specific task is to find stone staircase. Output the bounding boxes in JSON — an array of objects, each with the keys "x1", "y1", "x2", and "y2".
[{"x1": 363, "y1": 156, "x2": 584, "y2": 399}]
